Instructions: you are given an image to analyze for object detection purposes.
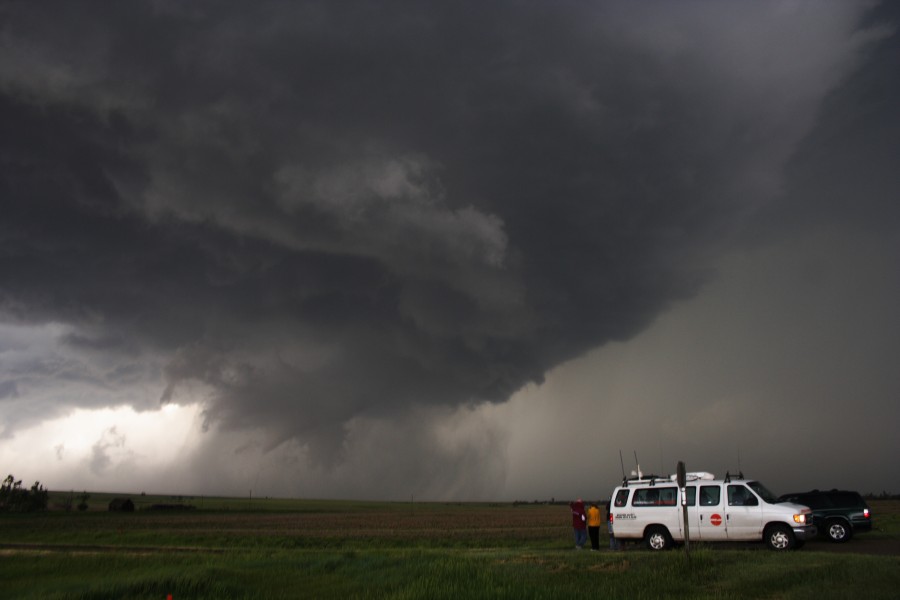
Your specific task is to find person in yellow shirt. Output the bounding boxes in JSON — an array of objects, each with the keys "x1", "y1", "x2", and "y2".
[{"x1": 587, "y1": 502, "x2": 602, "y2": 550}]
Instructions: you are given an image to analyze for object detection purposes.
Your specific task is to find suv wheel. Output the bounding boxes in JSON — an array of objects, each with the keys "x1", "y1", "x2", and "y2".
[
  {"x1": 765, "y1": 524, "x2": 795, "y2": 551},
  {"x1": 645, "y1": 526, "x2": 673, "y2": 551},
  {"x1": 826, "y1": 519, "x2": 852, "y2": 543}
]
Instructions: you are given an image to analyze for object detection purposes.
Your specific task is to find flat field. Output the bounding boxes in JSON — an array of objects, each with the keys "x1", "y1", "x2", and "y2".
[{"x1": 1, "y1": 495, "x2": 898, "y2": 599}]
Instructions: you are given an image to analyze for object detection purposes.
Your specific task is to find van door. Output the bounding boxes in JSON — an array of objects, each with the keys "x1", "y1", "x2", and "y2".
[
  {"x1": 690, "y1": 484, "x2": 728, "y2": 540},
  {"x1": 630, "y1": 485, "x2": 681, "y2": 541},
  {"x1": 725, "y1": 484, "x2": 764, "y2": 540},
  {"x1": 612, "y1": 488, "x2": 639, "y2": 539}
]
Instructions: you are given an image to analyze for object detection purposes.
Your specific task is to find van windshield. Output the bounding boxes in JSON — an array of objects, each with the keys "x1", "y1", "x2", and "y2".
[{"x1": 747, "y1": 481, "x2": 778, "y2": 504}]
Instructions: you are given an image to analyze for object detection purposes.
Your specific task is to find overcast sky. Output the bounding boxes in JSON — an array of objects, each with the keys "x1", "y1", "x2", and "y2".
[{"x1": 1, "y1": 1, "x2": 898, "y2": 501}]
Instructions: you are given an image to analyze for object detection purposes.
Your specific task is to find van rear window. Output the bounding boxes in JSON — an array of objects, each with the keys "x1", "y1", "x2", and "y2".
[{"x1": 632, "y1": 487, "x2": 678, "y2": 506}]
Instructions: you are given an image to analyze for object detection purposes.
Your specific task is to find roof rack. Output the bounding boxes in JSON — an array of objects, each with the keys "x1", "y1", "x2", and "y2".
[
  {"x1": 621, "y1": 474, "x2": 667, "y2": 487},
  {"x1": 723, "y1": 471, "x2": 745, "y2": 483},
  {"x1": 622, "y1": 471, "x2": 718, "y2": 487}
]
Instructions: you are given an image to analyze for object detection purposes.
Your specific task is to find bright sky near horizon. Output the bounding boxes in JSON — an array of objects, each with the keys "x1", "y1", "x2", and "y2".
[{"x1": 2, "y1": 1, "x2": 899, "y2": 501}]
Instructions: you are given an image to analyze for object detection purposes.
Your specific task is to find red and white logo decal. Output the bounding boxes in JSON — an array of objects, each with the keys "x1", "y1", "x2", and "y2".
[{"x1": 710, "y1": 513, "x2": 723, "y2": 526}]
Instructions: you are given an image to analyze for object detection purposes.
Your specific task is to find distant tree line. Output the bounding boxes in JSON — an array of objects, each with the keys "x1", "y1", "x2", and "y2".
[
  {"x1": 863, "y1": 491, "x2": 900, "y2": 500},
  {"x1": 0, "y1": 474, "x2": 49, "y2": 512}
]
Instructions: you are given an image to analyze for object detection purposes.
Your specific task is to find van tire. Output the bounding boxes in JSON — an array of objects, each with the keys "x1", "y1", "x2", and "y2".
[
  {"x1": 765, "y1": 524, "x2": 795, "y2": 551},
  {"x1": 826, "y1": 519, "x2": 852, "y2": 543},
  {"x1": 645, "y1": 526, "x2": 673, "y2": 551}
]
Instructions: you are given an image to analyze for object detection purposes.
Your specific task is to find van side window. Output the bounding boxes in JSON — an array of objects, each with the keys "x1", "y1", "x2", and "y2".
[
  {"x1": 728, "y1": 485, "x2": 758, "y2": 506},
  {"x1": 659, "y1": 487, "x2": 677, "y2": 506},
  {"x1": 699, "y1": 486, "x2": 720, "y2": 506},
  {"x1": 633, "y1": 487, "x2": 678, "y2": 507},
  {"x1": 685, "y1": 486, "x2": 696, "y2": 507},
  {"x1": 614, "y1": 489, "x2": 630, "y2": 507}
]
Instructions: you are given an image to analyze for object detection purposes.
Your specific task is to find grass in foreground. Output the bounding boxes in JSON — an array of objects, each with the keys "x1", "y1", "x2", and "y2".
[{"x1": 2, "y1": 546, "x2": 899, "y2": 600}]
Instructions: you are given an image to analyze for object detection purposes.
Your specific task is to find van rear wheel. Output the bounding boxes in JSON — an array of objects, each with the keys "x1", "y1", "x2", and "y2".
[
  {"x1": 765, "y1": 524, "x2": 795, "y2": 551},
  {"x1": 645, "y1": 526, "x2": 673, "y2": 551}
]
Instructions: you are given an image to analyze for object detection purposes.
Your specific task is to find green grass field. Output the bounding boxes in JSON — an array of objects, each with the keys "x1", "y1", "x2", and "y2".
[{"x1": 1, "y1": 496, "x2": 898, "y2": 599}]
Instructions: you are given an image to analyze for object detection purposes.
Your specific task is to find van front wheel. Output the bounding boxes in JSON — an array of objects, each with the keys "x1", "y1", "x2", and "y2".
[
  {"x1": 765, "y1": 524, "x2": 795, "y2": 551},
  {"x1": 645, "y1": 526, "x2": 673, "y2": 551}
]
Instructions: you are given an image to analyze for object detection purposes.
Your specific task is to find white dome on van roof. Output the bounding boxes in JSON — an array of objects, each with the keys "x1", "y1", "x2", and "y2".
[{"x1": 669, "y1": 471, "x2": 715, "y2": 481}]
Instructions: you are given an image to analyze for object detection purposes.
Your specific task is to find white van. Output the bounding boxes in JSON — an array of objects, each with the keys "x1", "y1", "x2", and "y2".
[{"x1": 610, "y1": 471, "x2": 816, "y2": 551}]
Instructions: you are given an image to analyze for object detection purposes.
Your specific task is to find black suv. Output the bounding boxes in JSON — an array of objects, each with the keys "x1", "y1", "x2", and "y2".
[{"x1": 776, "y1": 490, "x2": 872, "y2": 543}]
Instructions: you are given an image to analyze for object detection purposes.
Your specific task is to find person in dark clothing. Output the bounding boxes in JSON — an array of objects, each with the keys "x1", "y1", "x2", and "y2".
[
  {"x1": 604, "y1": 500, "x2": 620, "y2": 550},
  {"x1": 569, "y1": 498, "x2": 587, "y2": 549}
]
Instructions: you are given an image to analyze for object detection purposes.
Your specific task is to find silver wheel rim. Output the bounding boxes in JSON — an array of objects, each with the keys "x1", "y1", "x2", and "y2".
[
  {"x1": 770, "y1": 530, "x2": 790, "y2": 549},
  {"x1": 649, "y1": 533, "x2": 666, "y2": 550},
  {"x1": 829, "y1": 524, "x2": 846, "y2": 540}
]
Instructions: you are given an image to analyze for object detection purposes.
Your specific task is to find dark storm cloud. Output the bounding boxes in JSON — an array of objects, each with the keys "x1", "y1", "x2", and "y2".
[
  {"x1": 1, "y1": 1, "x2": 895, "y2": 485},
  {"x1": 0, "y1": 379, "x2": 18, "y2": 400},
  {"x1": 772, "y1": 1, "x2": 900, "y2": 236}
]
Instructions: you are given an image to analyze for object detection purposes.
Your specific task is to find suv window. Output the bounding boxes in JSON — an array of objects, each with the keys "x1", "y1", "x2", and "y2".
[
  {"x1": 614, "y1": 489, "x2": 630, "y2": 507},
  {"x1": 784, "y1": 492, "x2": 863, "y2": 509},
  {"x1": 798, "y1": 494, "x2": 833, "y2": 509},
  {"x1": 830, "y1": 492, "x2": 865, "y2": 508}
]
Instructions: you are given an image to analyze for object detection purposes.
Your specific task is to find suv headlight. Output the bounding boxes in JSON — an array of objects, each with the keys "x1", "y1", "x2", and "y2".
[{"x1": 793, "y1": 514, "x2": 807, "y2": 524}]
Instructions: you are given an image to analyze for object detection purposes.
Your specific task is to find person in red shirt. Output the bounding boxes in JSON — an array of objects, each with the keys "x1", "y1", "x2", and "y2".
[{"x1": 569, "y1": 498, "x2": 587, "y2": 549}]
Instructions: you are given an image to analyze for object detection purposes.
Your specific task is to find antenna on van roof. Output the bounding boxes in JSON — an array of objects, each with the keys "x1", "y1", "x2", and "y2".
[
  {"x1": 619, "y1": 449, "x2": 627, "y2": 484},
  {"x1": 658, "y1": 442, "x2": 664, "y2": 477}
]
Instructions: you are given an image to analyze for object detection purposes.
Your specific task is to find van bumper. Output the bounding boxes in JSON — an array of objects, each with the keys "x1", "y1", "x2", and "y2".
[{"x1": 793, "y1": 525, "x2": 817, "y2": 540}]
